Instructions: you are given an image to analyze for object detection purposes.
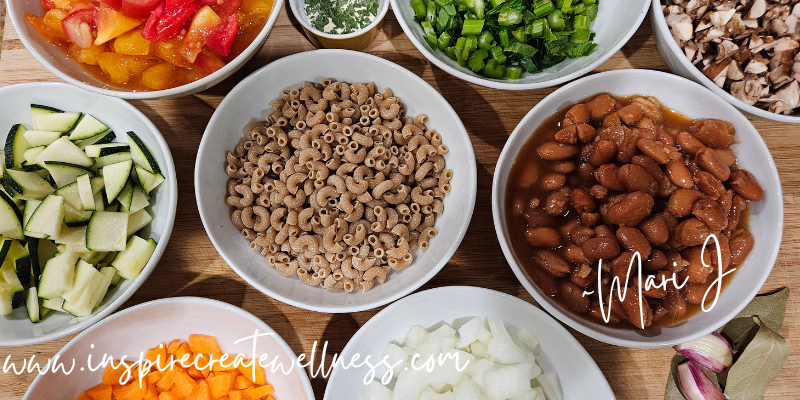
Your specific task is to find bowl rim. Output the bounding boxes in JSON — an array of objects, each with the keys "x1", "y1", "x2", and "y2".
[
  {"x1": 288, "y1": 0, "x2": 390, "y2": 40},
  {"x1": 322, "y1": 285, "x2": 614, "y2": 399},
  {"x1": 389, "y1": 0, "x2": 650, "y2": 90},
  {"x1": 490, "y1": 69, "x2": 784, "y2": 348},
  {"x1": 649, "y1": 0, "x2": 800, "y2": 123},
  {"x1": 0, "y1": 82, "x2": 178, "y2": 346},
  {"x1": 21, "y1": 296, "x2": 316, "y2": 400},
  {"x1": 5, "y1": 0, "x2": 284, "y2": 100},
  {"x1": 195, "y1": 48, "x2": 478, "y2": 314}
]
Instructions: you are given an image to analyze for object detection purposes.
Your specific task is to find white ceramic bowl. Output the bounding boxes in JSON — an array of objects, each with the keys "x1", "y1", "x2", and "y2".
[
  {"x1": 492, "y1": 69, "x2": 783, "y2": 348},
  {"x1": 0, "y1": 82, "x2": 177, "y2": 346},
  {"x1": 391, "y1": 0, "x2": 649, "y2": 90},
  {"x1": 288, "y1": 0, "x2": 390, "y2": 50},
  {"x1": 323, "y1": 286, "x2": 615, "y2": 399},
  {"x1": 196, "y1": 49, "x2": 477, "y2": 313},
  {"x1": 6, "y1": 0, "x2": 283, "y2": 100},
  {"x1": 22, "y1": 297, "x2": 315, "y2": 400},
  {"x1": 650, "y1": 0, "x2": 800, "y2": 123}
]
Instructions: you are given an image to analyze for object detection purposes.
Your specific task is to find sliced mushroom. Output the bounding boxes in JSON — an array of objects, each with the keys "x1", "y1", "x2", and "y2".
[
  {"x1": 731, "y1": 77, "x2": 764, "y2": 105},
  {"x1": 704, "y1": 60, "x2": 730, "y2": 87},
  {"x1": 716, "y1": 39, "x2": 739, "y2": 60},
  {"x1": 710, "y1": 9, "x2": 737, "y2": 27},
  {"x1": 667, "y1": 12, "x2": 695, "y2": 41},
  {"x1": 766, "y1": 80, "x2": 800, "y2": 113},
  {"x1": 768, "y1": 64, "x2": 792, "y2": 87},
  {"x1": 745, "y1": 58, "x2": 770, "y2": 74},
  {"x1": 771, "y1": 36, "x2": 800, "y2": 53},
  {"x1": 728, "y1": 60, "x2": 745, "y2": 80},
  {"x1": 747, "y1": 0, "x2": 767, "y2": 20}
]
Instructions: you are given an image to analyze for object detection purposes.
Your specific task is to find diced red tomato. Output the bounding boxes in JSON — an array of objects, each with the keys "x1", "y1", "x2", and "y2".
[
  {"x1": 100, "y1": 0, "x2": 123, "y2": 10},
  {"x1": 41, "y1": 0, "x2": 57, "y2": 10},
  {"x1": 142, "y1": 0, "x2": 199, "y2": 42},
  {"x1": 192, "y1": 48, "x2": 225, "y2": 73},
  {"x1": 179, "y1": 5, "x2": 222, "y2": 62},
  {"x1": 154, "y1": 37, "x2": 193, "y2": 67},
  {"x1": 69, "y1": 2, "x2": 100, "y2": 12},
  {"x1": 205, "y1": 13, "x2": 236, "y2": 56},
  {"x1": 211, "y1": 0, "x2": 241, "y2": 18},
  {"x1": 61, "y1": 8, "x2": 97, "y2": 48},
  {"x1": 94, "y1": 5, "x2": 143, "y2": 44},
  {"x1": 120, "y1": 0, "x2": 161, "y2": 19}
]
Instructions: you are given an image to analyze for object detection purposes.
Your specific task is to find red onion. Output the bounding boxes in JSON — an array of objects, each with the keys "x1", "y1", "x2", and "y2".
[
  {"x1": 676, "y1": 361, "x2": 726, "y2": 400},
  {"x1": 675, "y1": 333, "x2": 733, "y2": 373}
]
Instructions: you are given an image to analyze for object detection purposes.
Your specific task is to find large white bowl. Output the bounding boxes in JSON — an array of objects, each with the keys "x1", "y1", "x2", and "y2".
[
  {"x1": 492, "y1": 69, "x2": 783, "y2": 348},
  {"x1": 22, "y1": 297, "x2": 315, "y2": 400},
  {"x1": 650, "y1": 0, "x2": 800, "y2": 123},
  {"x1": 391, "y1": 0, "x2": 650, "y2": 90},
  {"x1": 324, "y1": 286, "x2": 615, "y2": 399},
  {"x1": 6, "y1": 0, "x2": 283, "y2": 100},
  {"x1": 196, "y1": 49, "x2": 478, "y2": 313},
  {"x1": 0, "y1": 82, "x2": 177, "y2": 346}
]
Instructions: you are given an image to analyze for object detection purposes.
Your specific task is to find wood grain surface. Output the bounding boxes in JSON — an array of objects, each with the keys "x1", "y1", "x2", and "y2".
[{"x1": 0, "y1": 4, "x2": 798, "y2": 399}]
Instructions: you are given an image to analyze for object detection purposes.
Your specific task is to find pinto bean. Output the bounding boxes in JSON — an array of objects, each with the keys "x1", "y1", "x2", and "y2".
[
  {"x1": 606, "y1": 192, "x2": 654, "y2": 227},
  {"x1": 664, "y1": 249, "x2": 686, "y2": 273},
  {"x1": 637, "y1": 139, "x2": 671, "y2": 164},
  {"x1": 551, "y1": 161, "x2": 577, "y2": 174},
  {"x1": 589, "y1": 301, "x2": 621, "y2": 324},
  {"x1": 619, "y1": 288, "x2": 652, "y2": 329},
  {"x1": 564, "y1": 245, "x2": 592, "y2": 265},
  {"x1": 617, "y1": 104, "x2": 644, "y2": 125},
  {"x1": 639, "y1": 214, "x2": 669, "y2": 244},
  {"x1": 674, "y1": 217, "x2": 716, "y2": 246},
  {"x1": 681, "y1": 246, "x2": 713, "y2": 284},
  {"x1": 616, "y1": 227, "x2": 652, "y2": 258},
  {"x1": 694, "y1": 171, "x2": 726, "y2": 199},
  {"x1": 611, "y1": 252, "x2": 637, "y2": 282},
  {"x1": 603, "y1": 112, "x2": 622, "y2": 127},
  {"x1": 569, "y1": 226, "x2": 596, "y2": 246},
  {"x1": 616, "y1": 127, "x2": 640, "y2": 163},
  {"x1": 558, "y1": 217, "x2": 581, "y2": 243},
  {"x1": 590, "y1": 184, "x2": 609, "y2": 202},
  {"x1": 545, "y1": 191, "x2": 570, "y2": 216},
  {"x1": 537, "y1": 142, "x2": 581, "y2": 161},
  {"x1": 560, "y1": 281, "x2": 591, "y2": 314},
  {"x1": 709, "y1": 234, "x2": 731, "y2": 272},
  {"x1": 634, "y1": 275, "x2": 667, "y2": 299},
  {"x1": 644, "y1": 249, "x2": 669, "y2": 272},
  {"x1": 724, "y1": 195, "x2": 747, "y2": 236},
  {"x1": 529, "y1": 265, "x2": 559, "y2": 297},
  {"x1": 690, "y1": 119, "x2": 735, "y2": 148},
  {"x1": 533, "y1": 250, "x2": 571, "y2": 277},
  {"x1": 618, "y1": 164, "x2": 658, "y2": 196},
  {"x1": 564, "y1": 103, "x2": 591, "y2": 125},
  {"x1": 580, "y1": 212, "x2": 601, "y2": 227},
  {"x1": 582, "y1": 237, "x2": 621, "y2": 261},
  {"x1": 540, "y1": 173, "x2": 566, "y2": 190},
  {"x1": 667, "y1": 188, "x2": 705, "y2": 218},
  {"x1": 662, "y1": 286, "x2": 687, "y2": 317},
  {"x1": 729, "y1": 170, "x2": 764, "y2": 201},
  {"x1": 524, "y1": 208, "x2": 558, "y2": 227},
  {"x1": 570, "y1": 188, "x2": 595, "y2": 213},
  {"x1": 595, "y1": 225, "x2": 615, "y2": 238},
  {"x1": 632, "y1": 155, "x2": 676, "y2": 197},
  {"x1": 666, "y1": 160, "x2": 695, "y2": 188},
  {"x1": 696, "y1": 147, "x2": 731, "y2": 181},
  {"x1": 525, "y1": 227, "x2": 562, "y2": 247},
  {"x1": 635, "y1": 127, "x2": 657, "y2": 141},
  {"x1": 691, "y1": 198, "x2": 728, "y2": 231},
  {"x1": 554, "y1": 125, "x2": 579, "y2": 144},
  {"x1": 594, "y1": 164, "x2": 626, "y2": 191},
  {"x1": 715, "y1": 148, "x2": 736, "y2": 167},
  {"x1": 588, "y1": 140, "x2": 617, "y2": 166},
  {"x1": 569, "y1": 264, "x2": 597, "y2": 288},
  {"x1": 729, "y1": 230, "x2": 754, "y2": 265},
  {"x1": 586, "y1": 93, "x2": 616, "y2": 121},
  {"x1": 576, "y1": 163, "x2": 597, "y2": 184},
  {"x1": 717, "y1": 190, "x2": 733, "y2": 215},
  {"x1": 685, "y1": 282, "x2": 712, "y2": 305},
  {"x1": 676, "y1": 131, "x2": 706, "y2": 156}
]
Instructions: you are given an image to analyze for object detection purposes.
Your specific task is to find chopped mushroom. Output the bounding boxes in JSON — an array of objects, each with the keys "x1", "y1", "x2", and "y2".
[
  {"x1": 731, "y1": 77, "x2": 764, "y2": 104},
  {"x1": 766, "y1": 80, "x2": 800, "y2": 113}
]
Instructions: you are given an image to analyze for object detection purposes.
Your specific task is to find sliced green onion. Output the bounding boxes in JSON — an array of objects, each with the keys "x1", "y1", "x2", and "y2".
[
  {"x1": 438, "y1": 31, "x2": 453, "y2": 50},
  {"x1": 468, "y1": 49, "x2": 488, "y2": 72},
  {"x1": 498, "y1": 29, "x2": 510, "y2": 47},
  {"x1": 411, "y1": 0, "x2": 426, "y2": 19},
  {"x1": 478, "y1": 30, "x2": 494, "y2": 49},
  {"x1": 511, "y1": 28, "x2": 527, "y2": 43},
  {"x1": 533, "y1": 0, "x2": 555, "y2": 17},
  {"x1": 462, "y1": 19, "x2": 485, "y2": 35},
  {"x1": 498, "y1": 9, "x2": 523, "y2": 26},
  {"x1": 421, "y1": 21, "x2": 438, "y2": 47},
  {"x1": 547, "y1": 10, "x2": 566, "y2": 30},
  {"x1": 489, "y1": 46, "x2": 506, "y2": 64},
  {"x1": 529, "y1": 19, "x2": 545, "y2": 37},
  {"x1": 504, "y1": 66, "x2": 523, "y2": 79}
]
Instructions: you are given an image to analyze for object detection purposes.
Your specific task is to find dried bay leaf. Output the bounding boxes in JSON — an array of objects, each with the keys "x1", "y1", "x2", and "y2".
[
  {"x1": 724, "y1": 318, "x2": 789, "y2": 400},
  {"x1": 721, "y1": 288, "x2": 789, "y2": 353}
]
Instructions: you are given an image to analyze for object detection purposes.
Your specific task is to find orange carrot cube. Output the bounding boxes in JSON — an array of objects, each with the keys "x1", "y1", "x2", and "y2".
[
  {"x1": 84, "y1": 383, "x2": 112, "y2": 400},
  {"x1": 112, "y1": 381, "x2": 148, "y2": 400},
  {"x1": 207, "y1": 372, "x2": 236, "y2": 398},
  {"x1": 188, "y1": 334, "x2": 222, "y2": 355},
  {"x1": 103, "y1": 361, "x2": 135, "y2": 386},
  {"x1": 172, "y1": 371, "x2": 199, "y2": 398},
  {"x1": 167, "y1": 340, "x2": 182, "y2": 354},
  {"x1": 237, "y1": 362, "x2": 266, "y2": 385},
  {"x1": 245, "y1": 385, "x2": 274, "y2": 400},
  {"x1": 233, "y1": 375, "x2": 254, "y2": 390},
  {"x1": 185, "y1": 380, "x2": 212, "y2": 400},
  {"x1": 158, "y1": 392, "x2": 180, "y2": 400},
  {"x1": 228, "y1": 390, "x2": 244, "y2": 400},
  {"x1": 156, "y1": 370, "x2": 176, "y2": 391}
]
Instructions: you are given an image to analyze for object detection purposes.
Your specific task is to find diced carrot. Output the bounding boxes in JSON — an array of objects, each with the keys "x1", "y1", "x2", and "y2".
[
  {"x1": 114, "y1": 29, "x2": 151, "y2": 56},
  {"x1": 147, "y1": 384, "x2": 159, "y2": 398},
  {"x1": 187, "y1": 366, "x2": 205, "y2": 380},
  {"x1": 112, "y1": 382, "x2": 148, "y2": 400},
  {"x1": 147, "y1": 344, "x2": 170, "y2": 371},
  {"x1": 84, "y1": 383, "x2": 112, "y2": 400},
  {"x1": 167, "y1": 340, "x2": 182, "y2": 354},
  {"x1": 207, "y1": 372, "x2": 236, "y2": 398},
  {"x1": 103, "y1": 361, "x2": 135, "y2": 386},
  {"x1": 185, "y1": 380, "x2": 212, "y2": 400},
  {"x1": 156, "y1": 370, "x2": 176, "y2": 391},
  {"x1": 210, "y1": 355, "x2": 238, "y2": 372},
  {"x1": 237, "y1": 362, "x2": 266, "y2": 385},
  {"x1": 148, "y1": 370, "x2": 164, "y2": 385},
  {"x1": 245, "y1": 385, "x2": 274, "y2": 400},
  {"x1": 188, "y1": 335, "x2": 222, "y2": 355},
  {"x1": 175, "y1": 342, "x2": 193, "y2": 365},
  {"x1": 158, "y1": 393, "x2": 180, "y2": 400},
  {"x1": 172, "y1": 371, "x2": 199, "y2": 398},
  {"x1": 78, "y1": 393, "x2": 92, "y2": 400},
  {"x1": 233, "y1": 375, "x2": 254, "y2": 390},
  {"x1": 228, "y1": 390, "x2": 243, "y2": 400},
  {"x1": 144, "y1": 396, "x2": 159, "y2": 400},
  {"x1": 218, "y1": 397, "x2": 230, "y2": 400}
]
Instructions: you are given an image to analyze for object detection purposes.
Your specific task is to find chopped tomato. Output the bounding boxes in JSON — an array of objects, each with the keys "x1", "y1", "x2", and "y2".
[
  {"x1": 24, "y1": 13, "x2": 67, "y2": 44},
  {"x1": 141, "y1": 62, "x2": 181, "y2": 89},
  {"x1": 120, "y1": 0, "x2": 161, "y2": 19},
  {"x1": 42, "y1": 9, "x2": 70, "y2": 38},
  {"x1": 61, "y1": 8, "x2": 97, "y2": 48},
  {"x1": 154, "y1": 37, "x2": 193, "y2": 67},
  {"x1": 113, "y1": 29, "x2": 151, "y2": 55},
  {"x1": 41, "y1": 0, "x2": 57, "y2": 10},
  {"x1": 211, "y1": 0, "x2": 241, "y2": 18},
  {"x1": 205, "y1": 13, "x2": 236, "y2": 56},
  {"x1": 142, "y1": 0, "x2": 199, "y2": 42},
  {"x1": 100, "y1": 0, "x2": 123, "y2": 9},
  {"x1": 179, "y1": 5, "x2": 222, "y2": 62},
  {"x1": 192, "y1": 48, "x2": 225, "y2": 73},
  {"x1": 69, "y1": 43, "x2": 107, "y2": 64}
]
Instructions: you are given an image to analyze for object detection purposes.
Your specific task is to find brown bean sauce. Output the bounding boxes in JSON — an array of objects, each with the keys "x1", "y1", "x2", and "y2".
[{"x1": 505, "y1": 94, "x2": 754, "y2": 330}]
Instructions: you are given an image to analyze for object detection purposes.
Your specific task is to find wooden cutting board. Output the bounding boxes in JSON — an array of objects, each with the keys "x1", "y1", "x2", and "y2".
[{"x1": 0, "y1": 5, "x2": 798, "y2": 399}]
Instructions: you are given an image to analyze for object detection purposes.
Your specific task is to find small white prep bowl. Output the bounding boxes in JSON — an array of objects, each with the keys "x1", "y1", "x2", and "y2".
[
  {"x1": 22, "y1": 297, "x2": 315, "y2": 400},
  {"x1": 6, "y1": 0, "x2": 283, "y2": 100},
  {"x1": 288, "y1": 0, "x2": 390, "y2": 50},
  {"x1": 196, "y1": 49, "x2": 477, "y2": 313},
  {"x1": 492, "y1": 69, "x2": 783, "y2": 348},
  {"x1": 391, "y1": 0, "x2": 650, "y2": 90},
  {"x1": 650, "y1": 0, "x2": 800, "y2": 123},
  {"x1": 0, "y1": 82, "x2": 178, "y2": 346},
  {"x1": 323, "y1": 286, "x2": 615, "y2": 399}
]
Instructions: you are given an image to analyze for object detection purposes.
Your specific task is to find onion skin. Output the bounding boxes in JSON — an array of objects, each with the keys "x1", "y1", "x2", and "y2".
[
  {"x1": 676, "y1": 361, "x2": 726, "y2": 400},
  {"x1": 675, "y1": 333, "x2": 733, "y2": 373}
]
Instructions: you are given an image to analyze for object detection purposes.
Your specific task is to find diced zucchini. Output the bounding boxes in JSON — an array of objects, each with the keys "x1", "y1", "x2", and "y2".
[
  {"x1": 129, "y1": 185, "x2": 149, "y2": 214},
  {"x1": 0, "y1": 259, "x2": 23, "y2": 292},
  {"x1": 35, "y1": 137, "x2": 94, "y2": 168},
  {"x1": 67, "y1": 114, "x2": 108, "y2": 141},
  {"x1": 22, "y1": 199, "x2": 41, "y2": 237},
  {"x1": 0, "y1": 190, "x2": 24, "y2": 240},
  {"x1": 32, "y1": 111, "x2": 81, "y2": 133},
  {"x1": 76, "y1": 130, "x2": 116, "y2": 149},
  {"x1": 127, "y1": 209, "x2": 153, "y2": 236},
  {"x1": 23, "y1": 130, "x2": 62, "y2": 147},
  {"x1": 14, "y1": 256, "x2": 32, "y2": 288},
  {"x1": 53, "y1": 181, "x2": 82, "y2": 210},
  {"x1": 5, "y1": 124, "x2": 30, "y2": 169},
  {"x1": 23, "y1": 146, "x2": 46, "y2": 165},
  {"x1": 103, "y1": 160, "x2": 133, "y2": 203},
  {"x1": 62, "y1": 259, "x2": 98, "y2": 304},
  {"x1": 62, "y1": 268, "x2": 105, "y2": 317},
  {"x1": 37, "y1": 252, "x2": 79, "y2": 299},
  {"x1": 26, "y1": 240, "x2": 41, "y2": 287},
  {"x1": 24, "y1": 194, "x2": 64, "y2": 239},
  {"x1": 44, "y1": 161, "x2": 95, "y2": 188},
  {"x1": 117, "y1": 181, "x2": 134, "y2": 212},
  {"x1": 0, "y1": 282, "x2": 13, "y2": 315},
  {"x1": 64, "y1": 204, "x2": 92, "y2": 227},
  {"x1": 95, "y1": 266, "x2": 116, "y2": 308},
  {"x1": 41, "y1": 296, "x2": 64, "y2": 312},
  {"x1": 93, "y1": 152, "x2": 131, "y2": 169},
  {"x1": 134, "y1": 165, "x2": 164, "y2": 195},
  {"x1": 85, "y1": 144, "x2": 129, "y2": 158},
  {"x1": 127, "y1": 131, "x2": 161, "y2": 175},
  {"x1": 110, "y1": 269, "x2": 122, "y2": 286},
  {"x1": 54, "y1": 225, "x2": 88, "y2": 251},
  {"x1": 26, "y1": 288, "x2": 40, "y2": 322},
  {"x1": 3, "y1": 169, "x2": 55, "y2": 200},
  {"x1": 0, "y1": 240, "x2": 11, "y2": 265},
  {"x1": 31, "y1": 104, "x2": 63, "y2": 116},
  {"x1": 77, "y1": 174, "x2": 94, "y2": 211},
  {"x1": 86, "y1": 211, "x2": 128, "y2": 251},
  {"x1": 112, "y1": 235, "x2": 156, "y2": 280}
]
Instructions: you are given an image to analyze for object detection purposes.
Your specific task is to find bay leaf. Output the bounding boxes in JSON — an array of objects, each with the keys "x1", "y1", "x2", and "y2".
[
  {"x1": 723, "y1": 318, "x2": 789, "y2": 400},
  {"x1": 665, "y1": 354, "x2": 721, "y2": 400},
  {"x1": 721, "y1": 288, "x2": 789, "y2": 353}
]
